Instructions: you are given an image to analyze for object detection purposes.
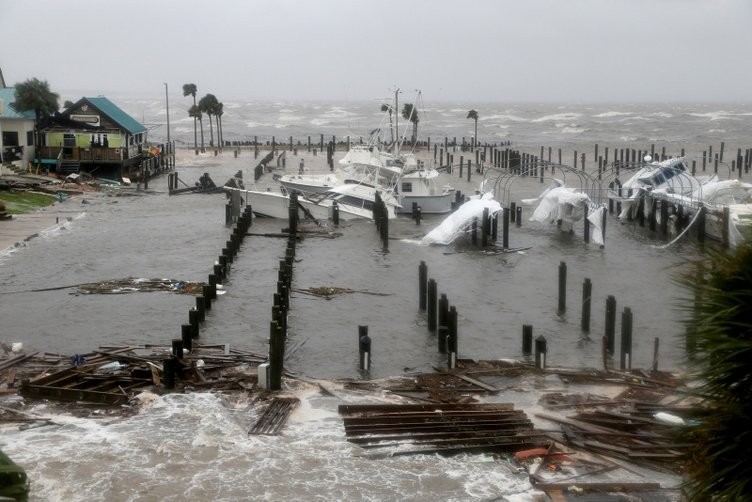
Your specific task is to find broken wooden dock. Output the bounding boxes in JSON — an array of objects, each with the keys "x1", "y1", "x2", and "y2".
[{"x1": 338, "y1": 402, "x2": 547, "y2": 456}]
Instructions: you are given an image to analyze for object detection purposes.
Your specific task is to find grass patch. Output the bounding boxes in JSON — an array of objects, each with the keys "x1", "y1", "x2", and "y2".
[{"x1": 0, "y1": 190, "x2": 58, "y2": 214}]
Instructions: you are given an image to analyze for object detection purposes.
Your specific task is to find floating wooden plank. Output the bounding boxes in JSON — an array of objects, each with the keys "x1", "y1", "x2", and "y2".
[
  {"x1": 249, "y1": 397, "x2": 299, "y2": 435},
  {"x1": 339, "y1": 403, "x2": 545, "y2": 456},
  {"x1": 0, "y1": 352, "x2": 39, "y2": 371}
]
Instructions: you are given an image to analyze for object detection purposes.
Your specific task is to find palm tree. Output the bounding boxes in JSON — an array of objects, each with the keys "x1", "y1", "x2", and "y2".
[
  {"x1": 198, "y1": 94, "x2": 218, "y2": 148},
  {"x1": 189, "y1": 104, "x2": 204, "y2": 152},
  {"x1": 676, "y1": 243, "x2": 752, "y2": 500},
  {"x1": 401, "y1": 103, "x2": 419, "y2": 146},
  {"x1": 215, "y1": 102, "x2": 224, "y2": 150},
  {"x1": 380, "y1": 103, "x2": 394, "y2": 145},
  {"x1": 182, "y1": 83, "x2": 198, "y2": 152},
  {"x1": 12, "y1": 78, "x2": 59, "y2": 162},
  {"x1": 467, "y1": 109, "x2": 479, "y2": 150}
]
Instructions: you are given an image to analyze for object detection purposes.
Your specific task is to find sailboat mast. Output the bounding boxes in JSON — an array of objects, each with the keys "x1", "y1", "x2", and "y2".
[{"x1": 394, "y1": 88, "x2": 399, "y2": 156}]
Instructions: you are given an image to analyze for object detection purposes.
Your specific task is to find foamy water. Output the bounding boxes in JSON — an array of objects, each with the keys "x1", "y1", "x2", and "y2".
[{"x1": 1, "y1": 386, "x2": 538, "y2": 501}]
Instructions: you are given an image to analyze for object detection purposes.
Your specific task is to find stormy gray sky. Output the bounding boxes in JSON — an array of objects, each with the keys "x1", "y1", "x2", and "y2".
[{"x1": 1, "y1": 0, "x2": 750, "y2": 103}]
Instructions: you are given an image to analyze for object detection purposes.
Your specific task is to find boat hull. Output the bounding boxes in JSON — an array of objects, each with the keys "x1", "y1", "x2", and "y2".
[{"x1": 397, "y1": 193, "x2": 456, "y2": 214}]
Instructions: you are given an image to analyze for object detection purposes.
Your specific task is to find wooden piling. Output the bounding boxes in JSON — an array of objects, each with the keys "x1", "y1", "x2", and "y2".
[
  {"x1": 418, "y1": 261, "x2": 428, "y2": 311},
  {"x1": 522, "y1": 324, "x2": 533, "y2": 355},
  {"x1": 181, "y1": 324, "x2": 192, "y2": 352},
  {"x1": 427, "y1": 278, "x2": 437, "y2": 332},
  {"x1": 438, "y1": 294, "x2": 449, "y2": 354},
  {"x1": 447, "y1": 306, "x2": 458, "y2": 368},
  {"x1": 163, "y1": 357, "x2": 177, "y2": 389},
  {"x1": 605, "y1": 295, "x2": 616, "y2": 354},
  {"x1": 358, "y1": 326, "x2": 371, "y2": 371},
  {"x1": 557, "y1": 261, "x2": 567, "y2": 315},
  {"x1": 189, "y1": 308, "x2": 199, "y2": 338},
  {"x1": 534, "y1": 336, "x2": 547, "y2": 370},
  {"x1": 581, "y1": 278, "x2": 592, "y2": 332},
  {"x1": 620, "y1": 307, "x2": 633, "y2": 370}
]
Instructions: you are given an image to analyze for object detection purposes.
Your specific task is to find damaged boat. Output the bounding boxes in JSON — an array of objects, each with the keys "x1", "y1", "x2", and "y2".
[
  {"x1": 522, "y1": 180, "x2": 607, "y2": 246},
  {"x1": 421, "y1": 192, "x2": 501, "y2": 245}
]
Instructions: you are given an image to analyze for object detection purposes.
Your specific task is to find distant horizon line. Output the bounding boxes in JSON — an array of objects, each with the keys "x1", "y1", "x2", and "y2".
[{"x1": 50, "y1": 89, "x2": 751, "y2": 107}]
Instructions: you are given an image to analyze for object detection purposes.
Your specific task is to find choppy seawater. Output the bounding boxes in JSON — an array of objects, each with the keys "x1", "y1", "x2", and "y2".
[{"x1": 1, "y1": 98, "x2": 749, "y2": 500}]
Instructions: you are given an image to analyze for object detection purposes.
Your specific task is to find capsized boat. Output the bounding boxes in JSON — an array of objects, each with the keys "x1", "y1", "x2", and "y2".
[{"x1": 421, "y1": 192, "x2": 501, "y2": 245}]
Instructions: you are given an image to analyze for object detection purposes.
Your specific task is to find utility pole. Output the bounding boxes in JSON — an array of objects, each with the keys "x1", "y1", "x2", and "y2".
[{"x1": 164, "y1": 82, "x2": 171, "y2": 145}]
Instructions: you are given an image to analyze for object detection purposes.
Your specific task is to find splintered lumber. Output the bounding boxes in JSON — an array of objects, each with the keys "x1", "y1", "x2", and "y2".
[
  {"x1": 537, "y1": 409, "x2": 689, "y2": 473},
  {"x1": 0, "y1": 352, "x2": 39, "y2": 371},
  {"x1": 532, "y1": 481, "x2": 662, "y2": 492},
  {"x1": 248, "y1": 397, "x2": 299, "y2": 435},
  {"x1": 339, "y1": 403, "x2": 545, "y2": 456}
]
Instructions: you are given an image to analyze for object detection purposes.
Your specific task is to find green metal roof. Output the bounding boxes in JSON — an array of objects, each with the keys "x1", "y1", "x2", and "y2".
[
  {"x1": 0, "y1": 87, "x2": 36, "y2": 119},
  {"x1": 82, "y1": 96, "x2": 147, "y2": 135}
]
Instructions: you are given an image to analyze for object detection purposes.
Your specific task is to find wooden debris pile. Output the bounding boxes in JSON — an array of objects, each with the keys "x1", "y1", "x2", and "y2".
[
  {"x1": 536, "y1": 386, "x2": 693, "y2": 474},
  {"x1": 76, "y1": 277, "x2": 206, "y2": 295},
  {"x1": 513, "y1": 441, "x2": 678, "y2": 499},
  {"x1": 338, "y1": 403, "x2": 547, "y2": 457},
  {"x1": 1, "y1": 344, "x2": 266, "y2": 407}
]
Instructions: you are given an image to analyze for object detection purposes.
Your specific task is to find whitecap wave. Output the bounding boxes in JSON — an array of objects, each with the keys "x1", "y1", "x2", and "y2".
[
  {"x1": 592, "y1": 111, "x2": 632, "y2": 118},
  {"x1": 531, "y1": 112, "x2": 582, "y2": 123}
]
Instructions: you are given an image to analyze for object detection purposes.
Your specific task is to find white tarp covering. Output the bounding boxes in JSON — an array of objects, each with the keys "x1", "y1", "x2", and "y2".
[
  {"x1": 420, "y1": 193, "x2": 501, "y2": 245},
  {"x1": 527, "y1": 186, "x2": 590, "y2": 227}
]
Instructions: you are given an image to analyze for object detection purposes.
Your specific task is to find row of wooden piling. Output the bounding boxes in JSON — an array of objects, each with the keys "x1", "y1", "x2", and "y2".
[
  {"x1": 264, "y1": 223, "x2": 297, "y2": 390},
  {"x1": 162, "y1": 203, "x2": 255, "y2": 388},
  {"x1": 419, "y1": 261, "x2": 460, "y2": 369},
  {"x1": 553, "y1": 261, "x2": 655, "y2": 372},
  {"x1": 411, "y1": 259, "x2": 655, "y2": 374}
]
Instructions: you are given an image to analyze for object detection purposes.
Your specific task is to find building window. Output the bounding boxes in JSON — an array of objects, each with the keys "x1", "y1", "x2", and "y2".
[
  {"x1": 26, "y1": 131, "x2": 33, "y2": 146},
  {"x1": 401, "y1": 182, "x2": 413, "y2": 193},
  {"x1": 3, "y1": 131, "x2": 19, "y2": 146}
]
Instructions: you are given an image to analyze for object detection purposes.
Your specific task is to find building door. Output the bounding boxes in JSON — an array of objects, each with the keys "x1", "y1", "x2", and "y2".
[{"x1": 63, "y1": 133, "x2": 75, "y2": 159}]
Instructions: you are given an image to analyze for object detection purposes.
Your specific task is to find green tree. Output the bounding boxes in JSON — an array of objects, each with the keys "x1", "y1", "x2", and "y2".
[
  {"x1": 63, "y1": 100, "x2": 74, "y2": 109},
  {"x1": 198, "y1": 94, "x2": 219, "y2": 148},
  {"x1": 467, "y1": 109, "x2": 479, "y2": 150},
  {"x1": 677, "y1": 243, "x2": 752, "y2": 500},
  {"x1": 12, "y1": 78, "x2": 59, "y2": 160},
  {"x1": 182, "y1": 83, "x2": 198, "y2": 152},
  {"x1": 381, "y1": 103, "x2": 394, "y2": 144},
  {"x1": 401, "y1": 103, "x2": 419, "y2": 146}
]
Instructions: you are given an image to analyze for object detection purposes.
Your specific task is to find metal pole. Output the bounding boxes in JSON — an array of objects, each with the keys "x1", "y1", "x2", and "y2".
[{"x1": 164, "y1": 83, "x2": 171, "y2": 145}]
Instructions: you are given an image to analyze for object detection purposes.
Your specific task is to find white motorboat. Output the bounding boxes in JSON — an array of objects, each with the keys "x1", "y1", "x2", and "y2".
[
  {"x1": 396, "y1": 157, "x2": 456, "y2": 214},
  {"x1": 275, "y1": 144, "x2": 390, "y2": 195},
  {"x1": 227, "y1": 183, "x2": 401, "y2": 222},
  {"x1": 277, "y1": 88, "x2": 454, "y2": 215},
  {"x1": 300, "y1": 183, "x2": 401, "y2": 220}
]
